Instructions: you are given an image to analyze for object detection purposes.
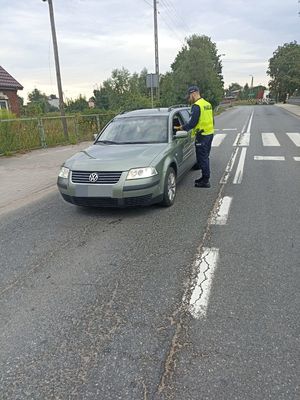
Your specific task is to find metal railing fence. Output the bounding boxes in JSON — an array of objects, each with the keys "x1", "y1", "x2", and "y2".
[{"x1": 0, "y1": 112, "x2": 116, "y2": 155}]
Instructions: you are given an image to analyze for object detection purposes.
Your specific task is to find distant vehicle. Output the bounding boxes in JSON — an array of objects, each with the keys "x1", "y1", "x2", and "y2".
[{"x1": 57, "y1": 107, "x2": 197, "y2": 208}]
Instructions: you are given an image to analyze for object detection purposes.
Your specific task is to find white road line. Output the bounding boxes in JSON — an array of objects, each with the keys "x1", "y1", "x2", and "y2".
[
  {"x1": 212, "y1": 134, "x2": 227, "y2": 147},
  {"x1": 246, "y1": 110, "x2": 254, "y2": 133},
  {"x1": 233, "y1": 148, "x2": 247, "y2": 184},
  {"x1": 254, "y1": 156, "x2": 285, "y2": 161},
  {"x1": 239, "y1": 133, "x2": 250, "y2": 146},
  {"x1": 214, "y1": 128, "x2": 220, "y2": 131},
  {"x1": 223, "y1": 128, "x2": 237, "y2": 131},
  {"x1": 294, "y1": 157, "x2": 300, "y2": 161},
  {"x1": 262, "y1": 132, "x2": 280, "y2": 146},
  {"x1": 211, "y1": 196, "x2": 232, "y2": 225},
  {"x1": 286, "y1": 132, "x2": 300, "y2": 147},
  {"x1": 189, "y1": 248, "x2": 219, "y2": 319},
  {"x1": 220, "y1": 147, "x2": 239, "y2": 184},
  {"x1": 233, "y1": 133, "x2": 241, "y2": 146}
]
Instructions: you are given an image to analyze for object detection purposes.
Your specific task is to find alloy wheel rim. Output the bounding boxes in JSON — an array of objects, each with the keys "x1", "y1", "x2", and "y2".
[{"x1": 168, "y1": 172, "x2": 176, "y2": 201}]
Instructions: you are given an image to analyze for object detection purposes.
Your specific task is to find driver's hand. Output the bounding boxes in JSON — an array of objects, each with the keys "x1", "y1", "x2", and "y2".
[{"x1": 174, "y1": 125, "x2": 182, "y2": 131}]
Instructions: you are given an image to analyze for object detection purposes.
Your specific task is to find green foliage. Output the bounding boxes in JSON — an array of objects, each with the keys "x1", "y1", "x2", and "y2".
[
  {"x1": 224, "y1": 82, "x2": 242, "y2": 97},
  {"x1": 160, "y1": 35, "x2": 224, "y2": 108},
  {"x1": 93, "y1": 67, "x2": 152, "y2": 111},
  {"x1": 0, "y1": 109, "x2": 16, "y2": 120},
  {"x1": 267, "y1": 41, "x2": 300, "y2": 101},
  {"x1": 65, "y1": 95, "x2": 88, "y2": 113},
  {"x1": 25, "y1": 88, "x2": 58, "y2": 116}
]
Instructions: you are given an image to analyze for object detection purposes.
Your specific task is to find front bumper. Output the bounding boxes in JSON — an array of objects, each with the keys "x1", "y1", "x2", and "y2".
[{"x1": 57, "y1": 171, "x2": 162, "y2": 207}]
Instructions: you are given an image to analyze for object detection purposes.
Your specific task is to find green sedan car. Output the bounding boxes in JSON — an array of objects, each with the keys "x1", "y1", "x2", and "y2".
[{"x1": 57, "y1": 106, "x2": 196, "y2": 207}]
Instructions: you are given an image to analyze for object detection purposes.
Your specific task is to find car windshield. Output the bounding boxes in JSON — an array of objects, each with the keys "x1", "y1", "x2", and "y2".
[{"x1": 96, "y1": 116, "x2": 168, "y2": 144}]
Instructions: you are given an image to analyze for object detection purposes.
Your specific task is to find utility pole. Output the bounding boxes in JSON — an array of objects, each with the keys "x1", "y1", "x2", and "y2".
[
  {"x1": 153, "y1": 0, "x2": 160, "y2": 100},
  {"x1": 42, "y1": 0, "x2": 68, "y2": 139}
]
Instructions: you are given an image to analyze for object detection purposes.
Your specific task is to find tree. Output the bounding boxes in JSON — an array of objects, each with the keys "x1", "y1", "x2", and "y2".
[
  {"x1": 65, "y1": 95, "x2": 88, "y2": 113},
  {"x1": 93, "y1": 68, "x2": 151, "y2": 111},
  {"x1": 267, "y1": 41, "x2": 300, "y2": 102},
  {"x1": 160, "y1": 35, "x2": 224, "y2": 108},
  {"x1": 26, "y1": 88, "x2": 58, "y2": 115},
  {"x1": 224, "y1": 82, "x2": 242, "y2": 97}
]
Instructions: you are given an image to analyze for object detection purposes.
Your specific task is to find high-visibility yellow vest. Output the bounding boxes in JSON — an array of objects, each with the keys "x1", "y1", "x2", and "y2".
[{"x1": 192, "y1": 98, "x2": 214, "y2": 137}]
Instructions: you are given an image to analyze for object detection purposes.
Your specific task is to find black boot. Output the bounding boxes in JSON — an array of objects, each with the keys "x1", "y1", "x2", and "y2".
[
  {"x1": 194, "y1": 177, "x2": 203, "y2": 184},
  {"x1": 195, "y1": 177, "x2": 210, "y2": 188}
]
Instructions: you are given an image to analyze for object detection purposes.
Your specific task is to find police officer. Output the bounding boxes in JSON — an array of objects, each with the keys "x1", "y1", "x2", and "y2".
[{"x1": 175, "y1": 85, "x2": 214, "y2": 188}]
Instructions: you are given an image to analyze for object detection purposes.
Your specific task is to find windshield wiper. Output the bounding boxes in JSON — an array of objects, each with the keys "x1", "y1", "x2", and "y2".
[
  {"x1": 96, "y1": 140, "x2": 119, "y2": 144},
  {"x1": 121, "y1": 141, "x2": 151, "y2": 144}
]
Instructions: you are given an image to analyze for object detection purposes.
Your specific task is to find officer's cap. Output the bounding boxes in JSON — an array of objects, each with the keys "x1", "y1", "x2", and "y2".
[{"x1": 186, "y1": 85, "x2": 200, "y2": 99}]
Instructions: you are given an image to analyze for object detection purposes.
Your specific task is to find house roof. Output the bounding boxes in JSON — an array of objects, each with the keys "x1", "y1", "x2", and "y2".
[{"x1": 0, "y1": 66, "x2": 23, "y2": 90}]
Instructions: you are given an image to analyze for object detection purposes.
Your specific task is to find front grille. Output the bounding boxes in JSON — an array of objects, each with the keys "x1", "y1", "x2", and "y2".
[
  {"x1": 61, "y1": 193, "x2": 153, "y2": 208},
  {"x1": 124, "y1": 194, "x2": 152, "y2": 207},
  {"x1": 71, "y1": 170, "x2": 122, "y2": 184},
  {"x1": 62, "y1": 194, "x2": 119, "y2": 207}
]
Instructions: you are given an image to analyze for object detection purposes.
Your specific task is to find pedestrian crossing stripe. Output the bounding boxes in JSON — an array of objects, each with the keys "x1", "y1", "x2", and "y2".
[
  {"x1": 212, "y1": 134, "x2": 226, "y2": 147},
  {"x1": 286, "y1": 133, "x2": 300, "y2": 147},
  {"x1": 211, "y1": 132, "x2": 300, "y2": 148},
  {"x1": 261, "y1": 133, "x2": 280, "y2": 146}
]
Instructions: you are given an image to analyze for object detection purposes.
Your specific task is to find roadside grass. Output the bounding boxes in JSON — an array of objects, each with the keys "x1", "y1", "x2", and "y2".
[{"x1": 0, "y1": 112, "x2": 115, "y2": 156}]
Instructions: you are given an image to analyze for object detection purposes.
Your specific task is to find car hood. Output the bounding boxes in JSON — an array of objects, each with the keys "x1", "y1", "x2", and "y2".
[{"x1": 65, "y1": 143, "x2": 168, "y2": 171}]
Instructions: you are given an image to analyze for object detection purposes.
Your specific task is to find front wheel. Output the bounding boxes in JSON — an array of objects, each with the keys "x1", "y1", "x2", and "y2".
[{"x1": 160, "y1": 167, "x2": 176, "y2": 207}]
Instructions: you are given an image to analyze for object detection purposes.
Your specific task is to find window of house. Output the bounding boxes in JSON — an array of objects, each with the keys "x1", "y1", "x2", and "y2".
[{"x1": 0, "y1": 100, "x2": 8, "y2": 110}]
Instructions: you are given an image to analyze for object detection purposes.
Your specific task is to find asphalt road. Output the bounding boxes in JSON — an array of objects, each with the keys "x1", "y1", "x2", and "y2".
[{"x1": 0, "y1": 106, "x2": 299, "y2": 399}]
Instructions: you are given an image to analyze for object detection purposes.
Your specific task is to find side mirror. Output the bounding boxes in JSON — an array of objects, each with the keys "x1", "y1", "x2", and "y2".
[
  {"x1": 93, "y1": 133, "x2": 98, "y2": 141},
  {"x1": 174, "y1": 130, "x2": 188, "y2": 139}
]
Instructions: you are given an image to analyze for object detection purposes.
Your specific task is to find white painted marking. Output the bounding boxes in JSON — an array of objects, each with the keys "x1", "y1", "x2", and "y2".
[
  {"x1": 223, "y1": 128, "x2": 237, "y2": 131},
  {"x1": 214, "y1": 128, "x2": 220, "y2": 131},
  {"x1": 262, "y1": 132, "x2": 280, "y2": 146},
  {"x1": 246, "y1": 110, "x2": 254, "y2": 133},
  {"x1": 233, "y1": 148, "x2": 247, "y2": 184},
  {"x1": 211, "y1": 196, "x2": 232, "y2": 225},
  {"x1": 220, "y1": 148, "x2": 239, "y2": 184},
  {"x1": 212, "y1": 134, "x2": 227, "y2": 147},
  {"x1": 254, "y1": 156, "x2": 285, "y2": 161},
  {"x1": 239, "y1": 133, "x2": 250, "y2": 146},
  {"x1": 233, "y1": 133, "x2": 241, "y2": 146},
  {"x1": 189, "y1": 248, "x2": 219, "y2": 319},
  {"x1": 294, "y1": 157, "x2": 300, "y2": 161},
  {"x1": 286, "y1": 132, "x2": 300, "y2": 147}
]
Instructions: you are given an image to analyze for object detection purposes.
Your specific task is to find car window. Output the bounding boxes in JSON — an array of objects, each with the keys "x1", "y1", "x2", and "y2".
[
  {"x1": 97, "y1": 116, "x2": 168, "y2": 144},
  {"x1": 179, "y1": 110, "x2": 190, "y2": 124},
  {"x1": 172, "y1": 113, "x2": 185, "y2": 134}
]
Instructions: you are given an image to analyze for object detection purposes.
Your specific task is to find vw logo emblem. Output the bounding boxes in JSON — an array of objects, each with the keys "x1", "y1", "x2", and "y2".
[{"x1": 89, "y1": 172, "x2": 98, "y2": 183}]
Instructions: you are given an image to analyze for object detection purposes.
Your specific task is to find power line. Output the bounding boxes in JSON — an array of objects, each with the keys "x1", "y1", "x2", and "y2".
[
  {"x1": 142, "y1": 0, "x2": 153, "y2": 8},
  {"x1": 159, "y1": 0, "x2": 190, "y2": 33}
]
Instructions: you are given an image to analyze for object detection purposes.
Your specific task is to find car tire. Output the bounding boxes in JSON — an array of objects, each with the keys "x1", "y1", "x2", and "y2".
[{"x1": 160, "y1": 167, "x2": 176, "y2": 207}]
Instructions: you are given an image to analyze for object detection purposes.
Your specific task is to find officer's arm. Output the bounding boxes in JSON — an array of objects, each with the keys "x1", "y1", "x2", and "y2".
[{"x1": 181, "y1": 104, "x2": 201, "y2": 131}]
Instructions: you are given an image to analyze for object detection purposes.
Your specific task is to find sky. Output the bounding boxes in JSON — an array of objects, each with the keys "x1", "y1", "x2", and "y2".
[{"x1": 1, "y1": 0, "x2": 299, "y2": 102}]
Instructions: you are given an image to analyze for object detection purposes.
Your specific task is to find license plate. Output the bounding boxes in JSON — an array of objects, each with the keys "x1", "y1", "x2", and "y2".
[{"x1": 75, "y1": 185, "x2": 113, "y2": 197}]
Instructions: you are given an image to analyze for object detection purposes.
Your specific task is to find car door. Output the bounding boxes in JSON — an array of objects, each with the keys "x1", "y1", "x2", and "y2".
[
  {"x1": 171, "y1": 111, "x2": 191, "y2": 177},
  {"x1": 179, "y1": 109, "x2": 196, "y2": 170}
]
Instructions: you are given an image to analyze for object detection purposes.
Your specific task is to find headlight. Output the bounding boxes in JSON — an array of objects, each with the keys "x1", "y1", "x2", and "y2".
[
  {"x1": 58, "y1": 166, "x2": 70, "y2": 179},
  {"x1": 127, "y1": 167, "x2": 158, "y2": 180}
]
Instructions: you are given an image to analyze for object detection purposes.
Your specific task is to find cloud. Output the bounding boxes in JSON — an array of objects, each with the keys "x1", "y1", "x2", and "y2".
[{"x1": 1, "y1": 0, "x2": 298, "y2": 100}]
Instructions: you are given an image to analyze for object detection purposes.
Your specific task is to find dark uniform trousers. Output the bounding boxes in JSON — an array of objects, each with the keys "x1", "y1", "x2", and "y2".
[{"x1": 195, "y1": 133, "x2": 214, "y2": 181}]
